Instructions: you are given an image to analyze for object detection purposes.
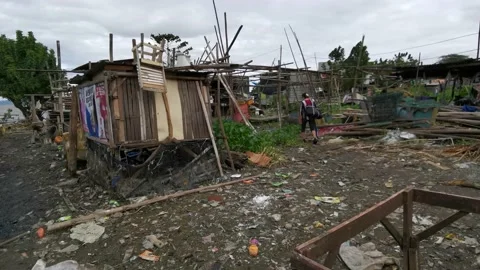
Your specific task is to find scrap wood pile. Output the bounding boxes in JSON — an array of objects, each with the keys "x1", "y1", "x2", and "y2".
[
  {"x1": 443, "y1": 143, "x2": 480, "y2": 161},
  {"x1": 320, "y1": 106, "x2": 480, "y2": 141},
  {"x1": 436, "y1": 107, "x2": 480, "y2": 128}
]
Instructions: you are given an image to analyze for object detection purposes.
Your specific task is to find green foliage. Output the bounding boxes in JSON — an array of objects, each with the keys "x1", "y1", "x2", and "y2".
[
  {"x1": 373, "y1": 52, "x2": 418, "y2": 67},
  {"x1": 213, "y1": 121, "x2": 300, "y2": 154},
  {"x1": 0, "y1": 31, "x2": 57, "y2": 117},
  {"x1": 150, "y1": 33, "x2": 193, "y2": 55},
  {"x1": 437, "y1": 54, "x2": 471, "y2": 64}
]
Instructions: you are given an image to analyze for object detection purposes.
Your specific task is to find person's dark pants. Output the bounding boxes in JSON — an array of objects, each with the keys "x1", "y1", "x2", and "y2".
[{"x1": 301, "y1": 117, "x2": 317, "y2": 135}]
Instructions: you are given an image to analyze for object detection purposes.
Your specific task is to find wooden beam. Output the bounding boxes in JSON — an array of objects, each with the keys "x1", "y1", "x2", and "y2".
[
  {"x1": 67, "y1": 87, "x2": 79, "y2": 176},
  {"x1": 195, "y1": 81, "x2": 223, "y2": 177}
]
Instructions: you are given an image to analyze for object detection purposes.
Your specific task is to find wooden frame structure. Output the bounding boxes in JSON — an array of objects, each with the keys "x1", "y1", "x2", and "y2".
[{"x1": 291, "y1": 187, "x2": 480, "y2": 270}]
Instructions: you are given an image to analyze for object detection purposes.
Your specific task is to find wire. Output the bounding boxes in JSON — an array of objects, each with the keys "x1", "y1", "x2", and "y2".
[
  {"x1": 370, "y1": 33, "x2": 477, "y2": 56},
  {"x1": 235, "y1": 48, "x2": 280, "y2": 63},
  {"x1": 304, "y1": 32, "x2": 477, "y2": 61},
  {"x1": 420, "y1": 49, "x2": 478, "y2": 61}
]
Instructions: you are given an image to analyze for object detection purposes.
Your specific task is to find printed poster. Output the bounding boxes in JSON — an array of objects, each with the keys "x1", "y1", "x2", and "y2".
[
  {"x1": 78, "y1": 88, "x2": 88, "y2": 132},
  {"x1": 95, "y1": 83, "x2": 107, "y2": 139},
  {"x1": 84, "y1": 85, "x2": 98, "y2": 137}
]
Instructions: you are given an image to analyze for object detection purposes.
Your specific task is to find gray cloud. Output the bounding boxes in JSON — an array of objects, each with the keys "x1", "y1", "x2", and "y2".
[{"x1": 0, "y1": 0, "x2": 478, "y2": 72}]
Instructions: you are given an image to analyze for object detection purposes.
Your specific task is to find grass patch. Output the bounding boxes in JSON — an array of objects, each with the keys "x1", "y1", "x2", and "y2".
[{"x1": 213, "y1": 120, "x2": 300, "y2": 156}]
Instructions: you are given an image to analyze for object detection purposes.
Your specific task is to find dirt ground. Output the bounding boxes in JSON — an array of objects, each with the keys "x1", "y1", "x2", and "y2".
[{"x1": 1, "y1": 130, "x2": 480, "y2": 270}]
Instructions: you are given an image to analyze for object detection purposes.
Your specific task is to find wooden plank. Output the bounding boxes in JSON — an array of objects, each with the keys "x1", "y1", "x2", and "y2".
[
  {"x1": 131, "y1": 78, "x2": 141, "y2": 141},
  {"x1": 415, "y1": 211, "x2": 469, "y2": 242},
  {"x1": 142, "y1": 83, "x2": 166, "y2": 92},
  {"x1": 126, "y1": 78, "x2": 135, "y2": 141},
  {"x1": 178, "y1": 80, "x2": 190, "y2": 139},
  {"x1": 413, "y1": 189, "x2": 480, "y2": 214},
  {"x1": 143, "y1": 90, "x2": 151, "y2": 140},
  {"x1": 403, "y1": 189, "x2": 413, "y2": 269},
  {"x1": 149, "y1": 91, "x2": 158, "y2": 141},
  {"x1": 141, "y1": 58, "x2": 163, "y2": 67},
  {"x1": 117, "y1": 78, "x2": 126, "y2": 143},
  {"x1": 104, "y1": 76, "x2": 115, "y2": 147},
  {"x1": 138, "y1": 85, "x2": 147, "y2": 141}
]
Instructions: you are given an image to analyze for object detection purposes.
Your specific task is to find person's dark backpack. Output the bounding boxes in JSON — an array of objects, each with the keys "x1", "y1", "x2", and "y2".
[{"x1": 303, "y1": 99, "x2": 323, "y2": 119}]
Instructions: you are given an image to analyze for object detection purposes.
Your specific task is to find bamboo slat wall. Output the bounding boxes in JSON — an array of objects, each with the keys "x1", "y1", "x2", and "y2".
[
  {"x1": 109, "y1": 75, "x2": 210, "y2": 145},
  {"x1": 178, "y1": 80, "x2": 210, "y2": 140},
  {"x1": 112, "y1": 76, "x2": 158, "y2": 143}
]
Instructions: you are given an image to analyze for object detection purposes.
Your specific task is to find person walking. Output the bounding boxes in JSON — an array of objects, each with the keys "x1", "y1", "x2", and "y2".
[{"x1": 299, "y1": 93, "x2": 319, "y2": 144}]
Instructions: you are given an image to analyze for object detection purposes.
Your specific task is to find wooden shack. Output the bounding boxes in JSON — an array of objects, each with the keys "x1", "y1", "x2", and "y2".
[{"x1": 70, "y1": 58, "x2": 222, "y2": 197}]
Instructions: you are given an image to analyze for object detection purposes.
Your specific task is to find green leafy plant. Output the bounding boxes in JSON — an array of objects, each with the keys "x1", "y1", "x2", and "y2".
[{"x1": 213, "y1": 121, "x2": 300, "y2": 156}]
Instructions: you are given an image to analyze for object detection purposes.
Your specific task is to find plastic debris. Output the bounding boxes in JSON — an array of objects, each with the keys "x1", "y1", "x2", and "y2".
[
  {"x1": 314, "y1": 196, "x2": 341, "y2": 204},
  {"x1": 384, "y1": 179, "x2": 393, "y2": 188},
  {"x1": 248, "y1": 239, "x2": 259, "y2": 257},
  {"x1": 242, "y1": 179, "x2": 254, "y2": 184},
  {"x1": 231, "y1": 174, "x2": 242, "y2": 178},
  {"x1": 108, "y1": 200, "x2": 120, "y2": 207},
  {"x1": 272, "y1": 214, "x2": 281, "y2": 222},
  {"x1": 271, "y1": 181, "x2": 285, "y2": 187},
  {"x1": 202, "y1": 233, "x2": 215, "y2": 244},
  {"x1": 56, "y1": 216, "x2": 72, "y2": 222},
  {"x1": 31, "y1": 260, "x2": 82, "y2": 270},
  {"x1": 246, "y1": 151, "x2": 272, "y2": 167},
  {"x1": 313, "y1": 221, "x2": 324, "y2": 228},
  {"x1": 138, "y1": 250, "x2": 160, "y2": 262},
  {"x1": 339, "y1": 242, "x2": 400, "y2": 270},
  {"x1": 338, "y1": 181, "x2": 346, "y2": 187}
]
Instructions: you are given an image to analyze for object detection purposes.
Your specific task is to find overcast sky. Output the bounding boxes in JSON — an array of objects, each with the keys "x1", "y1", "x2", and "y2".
[{"x1": 1, "y1": 0, "x2": 479, "y2": 71}]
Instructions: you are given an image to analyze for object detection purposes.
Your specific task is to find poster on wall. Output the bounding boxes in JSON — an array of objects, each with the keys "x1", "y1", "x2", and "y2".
[
  {"x1": 84, "y1": 85, "x2": 98, "y2": 137},
  {"x1": 78, "y1": 88, "x2": 88, "y2": 132},
  {"x1": 95, "y1": 83, "x2": 107, "y2": 139}
]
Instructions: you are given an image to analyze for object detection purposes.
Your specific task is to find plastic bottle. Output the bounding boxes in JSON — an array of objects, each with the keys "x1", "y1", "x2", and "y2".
[{"x1": 248, "y1": 238, "x2": 259, "y2": 257}]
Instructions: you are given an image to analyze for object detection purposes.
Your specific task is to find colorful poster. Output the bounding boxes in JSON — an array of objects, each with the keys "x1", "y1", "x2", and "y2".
[
  {"x1": 84, "y1": 85, "x2": 98, "y2": 137},
  {"x1": 78, "y1": 88, "x2": 88, "y2": 132},
  {"x1": 95, "y1": 83, "x2": 107, "y2": 139}
]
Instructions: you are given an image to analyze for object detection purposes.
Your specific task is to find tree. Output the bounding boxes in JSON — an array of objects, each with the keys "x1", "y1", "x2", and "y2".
[
  {"x1": 150, "y1": 33, "x2": 192, "y2": 55},
  {"x1": 0, "y1": 31, "x2": 57, "y2": 118},
  {"x1": 437, "y1": 54, "x2": 471, "y2": 64},
  {"x1": 343, "y1": 41, "x2": 370, "y2": 90},
  {"x1": 326, "y1": 45, "x2": 345, "y2": 71}
]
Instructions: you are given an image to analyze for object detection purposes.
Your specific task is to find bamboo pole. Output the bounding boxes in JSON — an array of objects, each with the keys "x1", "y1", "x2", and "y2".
[
  {"x1": 109, "y1": 33, "x2": 113, "y2": 62},
  {"x1": 56, "y1": 40, "x2": 64, "y2": 133},
  {"x1": 196, "y1": 81, "x2": 223, "y2": 177},
  {"x1": 203, "y1": 37, "x2": 256, "y2": 132},
  {"x1": 217, "y1": 78, "x2": 235, "y2": 170},
  {"x1": 277, "y1": 45, "x2": 283, "y2": 127},
  {"x1": 212, "y1": 0, "x2": 225, "y2": 56}
]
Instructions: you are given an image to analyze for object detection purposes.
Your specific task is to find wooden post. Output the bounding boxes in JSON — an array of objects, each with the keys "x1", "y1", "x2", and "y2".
[
  {"x1": 277, "y1": 45, "x2": 283, "y2": 127},
  {"x1": 196, "y1": 82, "x2": 224, "y2": 177},
  {"x1": 352, "y1": 35, "x2": 365, "y2": 95},
  {"x1": 415, "y1": 52, "x2": 421, "y2": 85},
  {"x1": 67, "y1": 87, "x2": 78, "y2": 176},
  {"x1": 477, "y1": 21, "x2": 480, "y2": 60},
  {"x1": 109, "y1": 33, "x2": 113, "y2": 62},
  {"x1": 217, "y1": 78, "x2": 235, "y2": 170},
  {"x1": 140, "y1": 33, "x2": 145, "y2": 59},
  {"x1": 56, "y1": 40, "x2": 64, "y2": 133},
  {"x1": 104, "y1": 73, "x2": 115, "y2": 147}
]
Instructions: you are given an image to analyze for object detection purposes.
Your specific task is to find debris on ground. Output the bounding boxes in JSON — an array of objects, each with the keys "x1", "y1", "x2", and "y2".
[
  {"x1": 339, "y1": 242, "x2": 401, "y2": 270},
  {"x1": 138, "y1": 250, "x2": 160, "y2": 262},
  {"x1": 69, "y1": 222, "x2": 105, "y2": 244}
]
